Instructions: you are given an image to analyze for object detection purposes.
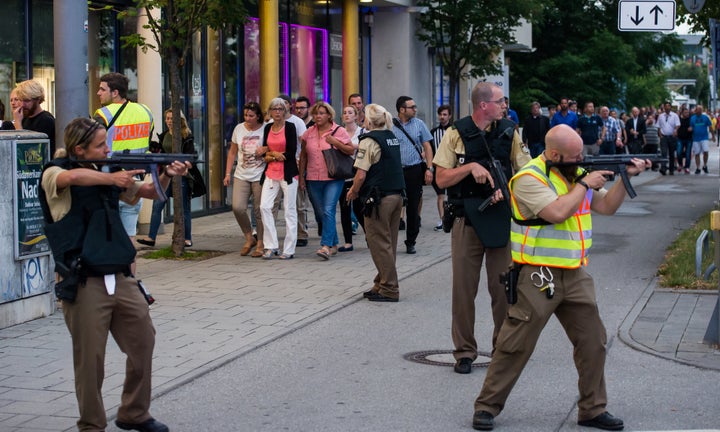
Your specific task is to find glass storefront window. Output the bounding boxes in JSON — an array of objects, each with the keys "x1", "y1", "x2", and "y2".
[{"x1": 290, "y1": 24, "x2": 328, "y2": 104}]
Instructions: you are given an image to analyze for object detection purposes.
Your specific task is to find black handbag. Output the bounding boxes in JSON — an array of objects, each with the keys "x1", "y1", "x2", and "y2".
[{"x1": 321, "y1": 127, "x2": 355, "y2": 179}]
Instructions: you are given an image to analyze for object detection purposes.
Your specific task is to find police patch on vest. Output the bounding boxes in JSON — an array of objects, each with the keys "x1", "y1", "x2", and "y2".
[{"x1": 357, "y1": 148, "x2": 366, "y2": 159}]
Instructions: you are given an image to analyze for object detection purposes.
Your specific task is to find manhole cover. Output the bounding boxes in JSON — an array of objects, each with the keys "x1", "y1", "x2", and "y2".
[{"x1": 404, "y1": 350, "x2": 492, "y2": 368}]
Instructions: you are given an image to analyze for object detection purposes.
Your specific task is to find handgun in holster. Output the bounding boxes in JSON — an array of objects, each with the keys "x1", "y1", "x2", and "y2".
[
  {"x1": 54, "y1": 257, "x2": 83, "y2": 303},
  {"x1": 499, "y1": 264, "x2": 522, "y2": 305}
]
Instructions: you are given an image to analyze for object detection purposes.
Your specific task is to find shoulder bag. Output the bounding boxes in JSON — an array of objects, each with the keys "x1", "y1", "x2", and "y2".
[
  {"x1": 322, "y1": 127, "x2": 355, "y2": 179},
  {"x1": 392, "y1": 118, "x2": 427, "y2": 171}
]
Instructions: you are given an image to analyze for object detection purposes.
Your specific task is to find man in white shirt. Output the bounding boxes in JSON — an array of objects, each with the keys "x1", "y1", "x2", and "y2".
[{"x1": 657, "y1": 101, "x2": 680, "y2": 175}]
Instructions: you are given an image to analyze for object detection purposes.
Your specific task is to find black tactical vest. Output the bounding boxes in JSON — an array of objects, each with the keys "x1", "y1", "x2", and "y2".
[
  {"x1": 447, "y1": 116, "x2": 515, "y2": 248},
  {"x1": 359, "y1": 129, "x2": 406, "y2": 198},
  {"x1": 39, "y1": 158, "x2": 136, "y2": 277}
]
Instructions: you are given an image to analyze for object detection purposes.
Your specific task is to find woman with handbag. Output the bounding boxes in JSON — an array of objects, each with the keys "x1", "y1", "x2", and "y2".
[
  {"x1": 138, "y1": 109, "x2": 200, "y2": 248},
  {"x1": 299, "y1": 101, "x2": 353, "y2": 260},
  {"x1": 224, "y1": 101, "x2": 267, "y2": 257}
]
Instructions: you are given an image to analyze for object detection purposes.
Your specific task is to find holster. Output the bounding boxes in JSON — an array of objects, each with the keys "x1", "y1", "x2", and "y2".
[
  {"x1": 500, "y1": 264, "x2": 522, "y2": 305},
  {"x1": 54, "y1": 258, "x2": 84, "y2": 303}
]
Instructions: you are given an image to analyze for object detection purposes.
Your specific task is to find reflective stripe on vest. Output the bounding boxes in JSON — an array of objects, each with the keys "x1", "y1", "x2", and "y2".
[
  {"x1": 98, "y1": 103, "x2": 153, "y2": 154},
  {"x1": 509, "y1": 158, "x2": 593, "y2": 268}
]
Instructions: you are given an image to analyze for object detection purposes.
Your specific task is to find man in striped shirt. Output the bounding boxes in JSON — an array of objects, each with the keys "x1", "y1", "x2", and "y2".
[{"x1": 430, "y1": 105, "x2": 452, "y2": 231}]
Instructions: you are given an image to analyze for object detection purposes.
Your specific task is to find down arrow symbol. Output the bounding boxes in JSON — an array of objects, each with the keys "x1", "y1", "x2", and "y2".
[{"x1": 630, "y1": 5, "x2": 644, "y2": 25}]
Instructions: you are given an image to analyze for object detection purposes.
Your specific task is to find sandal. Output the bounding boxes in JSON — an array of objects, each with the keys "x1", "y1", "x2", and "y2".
[
  {"x1": 262, "y1": 249, "x2": 278, "y2": 260},
  {"x1": 316, "y1": 246, "x2": 331, "y2": 260},
  {"x1": 251, "y1": 248, "x2": 264, "y2": 258},
  {"x1": 278, "y1": 253, "x2": 294, "y2": 260},
  {"x1": 240, "y1": 237, "x2": 258, "y2": 256}
]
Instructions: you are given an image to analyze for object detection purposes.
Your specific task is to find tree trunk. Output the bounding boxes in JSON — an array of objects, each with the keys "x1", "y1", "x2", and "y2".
[{"x1": 169, "y1": 48, "x2": 186, "y2": 257}]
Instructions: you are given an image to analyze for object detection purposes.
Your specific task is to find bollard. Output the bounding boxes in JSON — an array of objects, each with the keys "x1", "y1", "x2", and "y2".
[{"x1": 703, "y1": 211, "x2": 720, "y2": 347}]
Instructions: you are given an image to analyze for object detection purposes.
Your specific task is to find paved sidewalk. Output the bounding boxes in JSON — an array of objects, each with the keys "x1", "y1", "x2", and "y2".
[
  {"x1": 0, "y1": 188, "x2": 455, "y2": 432},
  {"x1": 1, "y1": 166, "x2": 719, "y2": 430}
]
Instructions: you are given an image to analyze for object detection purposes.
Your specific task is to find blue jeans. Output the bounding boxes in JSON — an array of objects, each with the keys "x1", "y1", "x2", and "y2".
[
  {"x1": 306, "y1": 179, "x2": 344, "y2": 247},
  {"x1": 148, "y1": 178, "x2": 192, "y2": 241},
  {"x1": 677, "y1": 139, "x2": 692, "y2": 169}
]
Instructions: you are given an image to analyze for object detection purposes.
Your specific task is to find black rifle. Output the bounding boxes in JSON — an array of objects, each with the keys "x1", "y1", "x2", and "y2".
[
  {"x1": 80, "y1": 151, "x2": 200, "y2": 201},
  {"x1": 545, "y1": 153, "x2": 668, "y2": 199},
  {"x1": 477, "y1": 127, "x2": 513, "y2": 213}
]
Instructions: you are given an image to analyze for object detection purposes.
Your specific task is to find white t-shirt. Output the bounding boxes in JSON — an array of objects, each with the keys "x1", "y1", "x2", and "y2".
[{"x1": 231, "y1": 123, "x2": 265, "y2": 182}]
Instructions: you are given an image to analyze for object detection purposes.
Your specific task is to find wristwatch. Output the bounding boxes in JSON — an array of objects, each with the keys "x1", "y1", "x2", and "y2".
[{"x1": 426, "y1": 166, "x2": 435, "y2": 173}]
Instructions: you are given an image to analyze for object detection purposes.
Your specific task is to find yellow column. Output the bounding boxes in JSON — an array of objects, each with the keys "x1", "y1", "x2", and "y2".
[
  {"x1": 260, "y1": 0, "x2": 279, "y2": 111},
  {"x1": 342, "y1": 0, "x2": 360, "y2": 105},
  {"x1": 207, "y1": 28, "x2": 223, "y2": 209}
]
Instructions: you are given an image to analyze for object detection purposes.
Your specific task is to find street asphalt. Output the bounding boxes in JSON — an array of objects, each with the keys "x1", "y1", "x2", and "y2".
[{"x1": 0, "y1": 149, "x2": 718, "y2": 432}]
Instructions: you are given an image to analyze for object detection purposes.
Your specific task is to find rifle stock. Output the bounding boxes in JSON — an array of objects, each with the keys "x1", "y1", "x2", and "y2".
[{"x1": 546, "y1": 153, "x2": 668, "y2": 199}]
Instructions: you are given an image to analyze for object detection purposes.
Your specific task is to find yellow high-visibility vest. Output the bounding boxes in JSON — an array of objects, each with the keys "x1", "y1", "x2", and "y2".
[
  {"x1": 509, "y1": 157, "x2": 593, "y2": 268},
  {"x1": 95, "y1": 102, "x2": 154, "y2": 154}
]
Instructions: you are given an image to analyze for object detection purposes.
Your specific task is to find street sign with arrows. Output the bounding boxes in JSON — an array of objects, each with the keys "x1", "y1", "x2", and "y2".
[{"x1": 618, "y1": 0, "x2": 676, "y2": 32}]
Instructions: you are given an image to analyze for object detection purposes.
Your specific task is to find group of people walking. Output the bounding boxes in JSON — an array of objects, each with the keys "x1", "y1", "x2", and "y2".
[{"x1": 523, "y1": 97, "x2": 717, "y2": 176}]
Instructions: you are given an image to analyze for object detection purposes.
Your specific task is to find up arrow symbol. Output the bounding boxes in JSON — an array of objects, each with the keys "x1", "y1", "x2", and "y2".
[
  {"x1": 650, "y1": 5, "x2": 664, "y2": 25},
  {"x1": 630, "y1": 5, "x2": 644, "y2": 25}
]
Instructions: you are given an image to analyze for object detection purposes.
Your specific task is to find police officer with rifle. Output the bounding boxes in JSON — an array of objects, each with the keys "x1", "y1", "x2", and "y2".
[
  {"x1": 40, "y1": 118, "x2": 190, "y2": 432},
  {"x1": 434, "y1": 82, "x2": 530, "y2": 375}
]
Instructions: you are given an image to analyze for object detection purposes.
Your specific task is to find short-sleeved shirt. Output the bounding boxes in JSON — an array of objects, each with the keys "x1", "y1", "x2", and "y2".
[
  {"x1": 393, "y1": 117, "x2": 433, "y2": 167},
  {"x1": 433, "y1": 124, "x2": 530, "y2": 172},
  {"x1": 657, "y1": 111, "x2": 680, "y2": 137},
  {"x1": 576, "y1": 114, "x2": 603, "y2": 144},
  {"x1": 231, "y1": 122, "x2": 265, "y2": 182},
  {"x1": 550, "y1": 111, "x2": 578, "y2": 129},
  {"x1": 511, "y1": 156, "x2": 607, "y2": 219},
  {"x1": 302, "y1": 124, "x2": 352, "y2": 181},
  {"x1": 690, "y1": 114, "x2": 713, "y2": 142},
  {"x1": 41, "y1": 165, "x2": 142, "y2": 222},
  {"x1": 354, "y1": 136, "x2": 382, "y2": 172}
]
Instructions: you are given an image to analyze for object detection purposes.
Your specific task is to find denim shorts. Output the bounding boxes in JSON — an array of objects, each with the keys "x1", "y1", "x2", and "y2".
[{"x1": 118, "y1": 199, "x2": 143, "y2": 236}]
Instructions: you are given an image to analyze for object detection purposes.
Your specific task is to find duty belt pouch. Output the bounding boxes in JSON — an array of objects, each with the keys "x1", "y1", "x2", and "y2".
[{"x1": 442, "y1": 202, "x2": 455, "y2": 233}]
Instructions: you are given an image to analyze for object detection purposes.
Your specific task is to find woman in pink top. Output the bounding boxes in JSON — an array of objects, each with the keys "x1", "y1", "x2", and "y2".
[
  {"x1": 259, "y1": 98, "x2": 299, "y2": 260},
  {"x1": 299, "y1": 101, "x2": 353, "y2": 260}
]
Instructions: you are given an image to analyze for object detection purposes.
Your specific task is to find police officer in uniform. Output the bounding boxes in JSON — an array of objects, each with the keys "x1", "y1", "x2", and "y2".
[
  {"x1": 435, "y1": 82, "x2": 530, "y2": 374},
  {"x1": 94, "y1": 72, "x2": 155, "y2": 245},
  {"x1": 40, "y1": 118, "x2": 189, "y2": 432},
  {"x1": 471, "y1": 124, "x2": 649, "y2": 431},
  {"x1": 347, "y1": 104, "x2": 406, "y2": 302}
]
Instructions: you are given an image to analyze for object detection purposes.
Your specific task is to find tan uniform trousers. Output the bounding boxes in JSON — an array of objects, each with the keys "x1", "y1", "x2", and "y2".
[
  {"x1": 474, "y1": 265, "x2": 608, "y2": 422},
  {"x1": 62, "y1": 273, "x2": 156, "y2": 431},
  {"x1": 365, "y1": 194, "x2": 403, "y2": 299},
  {"x1": 451, "y1": 217, "x2": 510, "y2": 361}
]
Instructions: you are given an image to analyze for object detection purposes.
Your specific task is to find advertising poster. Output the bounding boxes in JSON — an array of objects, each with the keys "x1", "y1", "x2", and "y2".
[{"x1": 14, "y1": 139, "x2": 51, "y2": 259}]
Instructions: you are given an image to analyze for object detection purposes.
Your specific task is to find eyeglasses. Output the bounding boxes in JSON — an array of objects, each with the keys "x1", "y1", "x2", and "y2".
[
  {"x1": 295, "y1": 106, "x2": 308, "y2": 110},
  {"x1": 483, "y1": 97, "x2": 505, "y2": 105},
  {"x1": 404, "y1": 105, "x2": 417, "y2": 110},
  {"x1": 270, "y1": 107, "x2": 285, "y2": 112}
]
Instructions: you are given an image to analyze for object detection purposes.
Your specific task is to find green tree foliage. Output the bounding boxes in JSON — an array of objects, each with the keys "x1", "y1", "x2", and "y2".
[
  {"x1": 666, "y1": 61, "x2": 711, "y2": 105},
  {"x1": 122, "y1": 0, "x2": 248, "y2": 255},
  {"x1": 508, "y1": 0, "x2": 682, "y2": 119},
  {"x1": 677, "y1": 2, "x2": 720, "y2": 46},
  {"x1": 415, "y1": 0, "x2": 543, "y2": 114}
]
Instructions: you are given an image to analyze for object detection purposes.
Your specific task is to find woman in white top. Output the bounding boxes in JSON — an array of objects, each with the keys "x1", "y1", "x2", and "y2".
[
  {"x1": 338, "y1": 105, "x2": 362, "y2": 251},
  {"x1": 224, "y1": 101, "x2": 268, "y2": 257}
]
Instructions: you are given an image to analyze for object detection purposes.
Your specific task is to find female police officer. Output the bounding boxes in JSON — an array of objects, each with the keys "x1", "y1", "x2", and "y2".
[
  {"x1": 346, "y1": 104, "x2": 405, "y2": 302},
  {"x1": 40, "y1": 117, "x2": 189, "y2": 432}
]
